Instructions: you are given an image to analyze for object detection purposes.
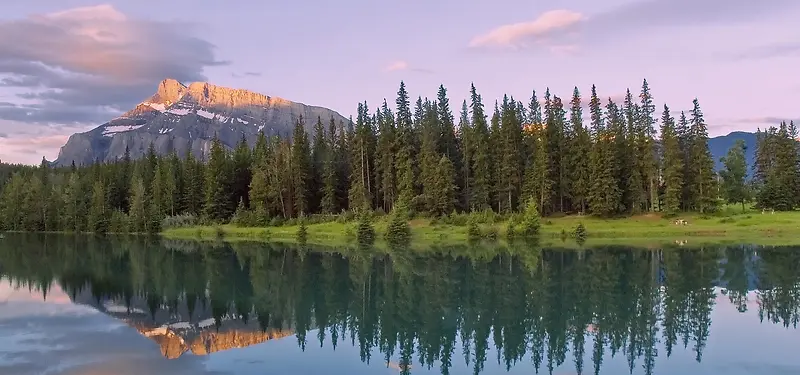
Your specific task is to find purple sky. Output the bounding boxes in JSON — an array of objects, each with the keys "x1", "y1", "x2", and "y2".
[{"x1": 0, "y1": 0, "x2": 799, "y2": 164}]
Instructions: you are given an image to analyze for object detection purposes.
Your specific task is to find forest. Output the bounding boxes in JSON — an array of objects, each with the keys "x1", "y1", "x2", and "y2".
[{"x1": 0, "y1": 79, "x2": 798, "y2": 234}]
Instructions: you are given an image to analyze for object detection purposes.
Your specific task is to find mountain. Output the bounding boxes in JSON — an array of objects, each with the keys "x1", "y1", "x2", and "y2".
[
  {"x1": 54, "y1": 79, "x2": 350, "y2": 166},
  {"x1": 708, "y1": 131, "x2": 758, "y2": 175}
]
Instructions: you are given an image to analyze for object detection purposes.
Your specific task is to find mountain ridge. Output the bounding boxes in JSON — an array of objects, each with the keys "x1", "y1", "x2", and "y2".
[{"x1": 54, "y1": 79, "x2": 350, "y2": 166}]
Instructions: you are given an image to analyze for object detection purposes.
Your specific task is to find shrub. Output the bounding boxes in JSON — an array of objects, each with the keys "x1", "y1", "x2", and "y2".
[
  {"x1": 521, "y1": 198, "x2": 541, "y2": 237},
  {"x1": 214, "y1": 226, "x2": 225, "y2": 239},
  {"x1": 356, "y1": 211, "x2": 375, "y2": 244},
  {"x1": 296, "y1": 219, "x2": 308, "y2": 242},
  {"x1": 467, "y1": 216, "x2": 481, "y2": 240},
  {"x1": 574, "y1": 223, "x2": 587, "y2": 241},
  {"x1": 385, "y1": 196, "x2": 411, "y2": 243}
]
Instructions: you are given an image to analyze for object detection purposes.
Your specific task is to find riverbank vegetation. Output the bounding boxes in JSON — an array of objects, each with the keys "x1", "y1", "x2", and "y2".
[{"x1": 0, "y1": 80, "x2": 798, "y2": 241}]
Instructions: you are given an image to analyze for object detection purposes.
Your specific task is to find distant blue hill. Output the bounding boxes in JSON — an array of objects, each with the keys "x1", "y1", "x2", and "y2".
[{"x1": 708, "y1": 131, "x2": 757, "y2": 175}]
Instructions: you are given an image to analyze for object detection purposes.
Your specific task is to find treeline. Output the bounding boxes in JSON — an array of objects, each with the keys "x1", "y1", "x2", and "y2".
[
  {"x1": 1, "y1": 80, "x2": 798, "y2": 232},
  {"x1": 3, "y1": 237, "x2": 799, "y2": 375}
]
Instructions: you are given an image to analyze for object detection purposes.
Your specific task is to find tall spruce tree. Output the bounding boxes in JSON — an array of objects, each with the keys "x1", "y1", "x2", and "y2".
[
  {"x1": 639, "y1": 79, "x2": 659, "y2": 212},
  {"x1": 292, "y1": 115, "x2": 312, "y2": 216},
  {"x1": 688, "y1": 99, "x2": 718, "y2": 213},
  {"x1": 588, "y1": 88, "x2": 621, "y2": 216},
  {"x1": 569, "y1": 87, "x2": 590, "y2": 213},
  {"x1": 376, "y1": 100, "x2": 397, "y2": 212},
  {"x1": 660, "y1": 105, "x2": 683, "y2": 215},
  {"x1": 395, "y1": 81, "x2": 416, "y2": 201},
  {"x1": 469, "y1": 84, "x2": 491, "y2": 211},
  {"x1": 204, "y1": 135, "x2": 233, "y2": 221},
  {"x1": 498, "y1": 95, "x2": 523, "y2": 212}
]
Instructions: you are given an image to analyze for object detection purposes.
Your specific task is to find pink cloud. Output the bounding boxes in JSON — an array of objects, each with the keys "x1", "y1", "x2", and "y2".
[
  {"x1": 469, "y1": 10, "x2": 585, "y2": 49},
  {"x1": 384, "y1": 60, "x2": 410, "y2": 72}
]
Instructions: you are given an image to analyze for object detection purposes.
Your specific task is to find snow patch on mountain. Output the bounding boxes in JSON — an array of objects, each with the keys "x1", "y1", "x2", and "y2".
[{"x1": 103, "y1": 124, "x2": 144, "y2": 136}]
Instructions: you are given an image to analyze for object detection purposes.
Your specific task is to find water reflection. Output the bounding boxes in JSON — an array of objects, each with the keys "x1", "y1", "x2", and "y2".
[{"x1": 0, "y1": 234, "x2": 799, "y2": 375}]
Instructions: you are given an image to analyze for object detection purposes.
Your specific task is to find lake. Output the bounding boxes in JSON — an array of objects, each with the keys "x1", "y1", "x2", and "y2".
[{"x1": 1, "y1": 234, "x2": 799, "y2": 375}]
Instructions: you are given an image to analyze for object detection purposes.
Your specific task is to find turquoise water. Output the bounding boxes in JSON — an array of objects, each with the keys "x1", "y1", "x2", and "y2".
[{"x1": 1, "y1": 234, "x2": 798, "y2": 375}]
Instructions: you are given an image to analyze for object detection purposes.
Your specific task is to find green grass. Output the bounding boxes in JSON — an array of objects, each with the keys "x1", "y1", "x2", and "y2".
[{"x1": 161, "y1": 205, "x2": 800, "y2": 248}]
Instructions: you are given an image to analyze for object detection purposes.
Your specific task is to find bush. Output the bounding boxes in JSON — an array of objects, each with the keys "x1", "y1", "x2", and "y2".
[
  {"x1": 484, "y1": 226, "x2": 499, "y2": 240},
  {"x1": 385, "y1": 196, "x2": 411, "y2": 243},
  {"x1": 296, "y1": 219, "x2": 308, "y2": 242},
  {"x1": 357, "y1": 211, "x2": 375, "y2": 244},
  {"x1": 268, "y1": 216, "x2": 285, "y2": 227},
  {"x1": 161, "y1": 214, "x2": 198, "y2": 229},
  {"x1": 574, "y1": 223, "x2": 587, "y2": 241},
  {"x1": 521, "y1": 198, "x2": 541, "y2": 237},
  {"x1": 467, "y1": 216, "x2": 481, "y2": 240}
]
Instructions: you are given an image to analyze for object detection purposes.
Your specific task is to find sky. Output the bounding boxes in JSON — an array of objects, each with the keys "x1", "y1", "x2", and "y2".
[{"x1": 0, "y1": 0, "x2": 799, "y2": 165}]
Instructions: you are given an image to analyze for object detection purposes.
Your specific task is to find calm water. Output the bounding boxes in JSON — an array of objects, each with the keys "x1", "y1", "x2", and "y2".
[{"x1": 1, "y1": 235, "x2": 799, "y2": 375}]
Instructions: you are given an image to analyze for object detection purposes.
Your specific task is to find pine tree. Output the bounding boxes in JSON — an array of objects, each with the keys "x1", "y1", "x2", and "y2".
[
  {"x1": 677, "y1": 111, "x2": 692, "y2": 210},
  {"x1": 321, "y1": 117, "x2": 339, "y2": 214},
  {"x1": 419, "y1": 98, "x2": 441, "y2": 212},
  {"x1": 458, "y1": 100, "x2": 472, "y2": 210},
  {"x1": 569, "y1": 87, "x2": 590, "y2": 213},
  {"x1": 523, "y1": 89, "x2": 551, "y2": 214},
  {"x1": 376, "y1": 100, "x2": 397, "y2": 212},
  {"x1": 660, "y1": 105, "x2": 683, "y2": 215},
  {"x1": 437, "y1": 85, "x2": 462, "y2": 199},
  {"x1": 129, "y1": 176, "x2": 147, "y2": 232},
  {"x1": 204, "y1": 136, "x2": 233, "y2": 221},
  {"x1": 232, "y1": 134, "x2": 253, "y2": 209},
  {"x1": 498, "y1": 95, "x2": 523, "y2": 213},
  {"x1": 469, "y1": 83, "x2": 491, "y2": 211},
  {"x1": 688, "y1": 99, "x2": 718, "y2": 213},
  {"x1": 348, "y1": 103, "x2": 374, "y2": 211},
  {"x1": 719, "y1": 139, "x2": 749, "y2": 211},
  {"x1": 623, "y1": 89, "x2": 645, "y2": 213},
  {"x1": 431, "y1": 155, "x2": 456, "y2": 216},
  {"x1": 639, "y1": 79, "x2": 659, "y2": 212},
  {"x1": 311, "y1": 116, "x2": 327, "y2": 212},
  {"x1": 395, "y1": 81, "x2": 416, "y2": 201},
  {"x1": 151, "y1": 159, "x2": 165, "y2": 215},
  {"x1": 292, "y1": 116, "x2": 312, "y2": 216},
  {"x1": 182, "y1": 147, "x2": 204, "y2": 216},
  {"x1": 588, "y1": 87, "x2": 621, "y2": 216}
]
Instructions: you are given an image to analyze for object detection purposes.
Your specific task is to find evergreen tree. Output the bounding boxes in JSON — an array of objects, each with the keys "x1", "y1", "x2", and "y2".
[
  {"x1": 321, "y1": 117, "x2": 340, "y2": 213},
  {"x1": 204, "y1": 136, "x2": 233, "y2": 221},
  {"x1": 719, "y1": 139, "x2": 749, "y2": 211},
  {"x1": 437, "y1": 85, "x2": 462, "y2": 195},
  {"x1": 311, "y1": 116, "x2": 327, "y2": 212},
  {"x1": 688, "y1": 99, "x2": 718, "y2": 213},
  {"x1": 639, "y1": 79, "x2": 659, "y2": 212},
  {"x1": 292, "y1": 116, "x2": 312, "y2": 216},
  {"x1": 469, "y1": 83, "x2": 491, "y2": 211},
  {"x1": 182, "y1": 147, "x2": 204, "y2": 216},
  {"x1": 348, "y1": 103, "x2": 374, "y2": 211},
  {"x1": 376, "y1": 100, "x2": 397, "y2": 212},
  {"x1": 569, "y1": 87, "x2": 590, "y2": 213},
  {"x1": 660, "y1": 105, "x2": 684, "y2": 215},
  {"x1": 458, "y1": 100, "x2": 472, "y2": 210},
  {"x1": 129, "y1": 175, "x2": 147, "y2": 232},
  {"x1": 498, "y1": 95, "x2": 523, "y2": 212},
  {"x1": 588, "y1": 88, "x2": 621, "y2": 216},
  {"x1": 623, "y1": 89, "x2": 645, "y2": 213},
  {"x1": 523, "y1": 89, "x2": 551, "y2": 214},
  {"x1": 419, "y1": 98, "x2": 441, "y2": 212},
  {"x1": 431, "y1": 155, "x2": 456, "y2": 216},
  {"x1": 232, "y1": 134, "x2": 253, "y2": 209},
  {"x1": 395, "y1": 81, "x2": 416, "y2": 201}
]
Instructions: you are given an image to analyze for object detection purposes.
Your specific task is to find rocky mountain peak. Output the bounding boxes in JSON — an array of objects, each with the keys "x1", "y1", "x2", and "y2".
[
  {"x1": 55, "y1": 79, "x2": 350, "y2": 166},
  {"x1": 151, "y1": 78, "x2": 187, "y2": 105}
]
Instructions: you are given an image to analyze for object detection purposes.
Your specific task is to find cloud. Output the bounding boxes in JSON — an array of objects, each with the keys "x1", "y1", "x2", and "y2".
[
  {"x1": 728, "y1": 42, "x2": 800, "y2": 60},
  {"x1": 383, "y1": 60, "x2": 433, "y2": 74},
  {"x1": 232, "y1": 71, "x2": 262, "y2": 78},
  {"x1": 0, "y1": 5, "x2": 227, "y2": 125},
  {"x1": 469, "y1": 10, "x2": 584, "y2": 48},
  {"x1": 734, "y1": 116, "x2": 800, "y2": 125},
  {"x1": 385, "y1": 60, "x2": 409, "y2": 72},
  {"x1": 470, "y1": 0, "x2": 800, "y2": 50}
]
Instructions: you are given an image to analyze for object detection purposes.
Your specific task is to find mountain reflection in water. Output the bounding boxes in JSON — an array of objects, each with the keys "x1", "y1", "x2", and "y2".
[{"x1": 0, "y1": 234, "x2": 799, "y2": 375}]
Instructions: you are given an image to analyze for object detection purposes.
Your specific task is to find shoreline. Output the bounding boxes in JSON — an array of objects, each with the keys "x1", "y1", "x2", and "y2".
[{"x1": 161, "y1": 210, "x2": 800, "y2": 248}]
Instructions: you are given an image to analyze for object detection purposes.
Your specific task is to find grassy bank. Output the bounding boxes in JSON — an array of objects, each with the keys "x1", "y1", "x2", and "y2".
[{"x1": 161, "y1": 207, "x2": 800, "y2": 247}]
